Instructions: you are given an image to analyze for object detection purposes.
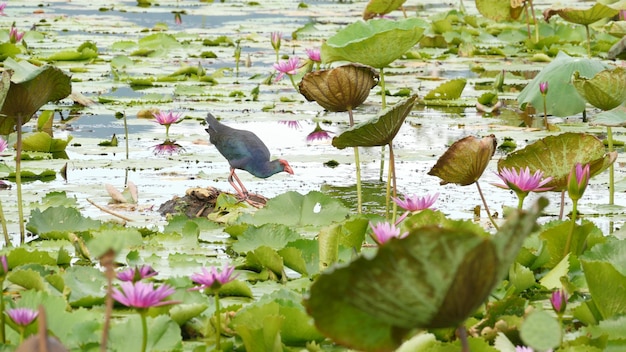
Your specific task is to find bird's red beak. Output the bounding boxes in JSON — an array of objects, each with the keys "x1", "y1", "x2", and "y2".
[{"x1": 280, "y1": 159, "x2": 294, "y2": 175}]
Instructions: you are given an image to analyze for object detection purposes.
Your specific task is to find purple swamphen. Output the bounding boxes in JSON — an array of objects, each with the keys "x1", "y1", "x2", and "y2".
[{"x1": 205, "y1": 113, "x2": 294, "y2": 199}]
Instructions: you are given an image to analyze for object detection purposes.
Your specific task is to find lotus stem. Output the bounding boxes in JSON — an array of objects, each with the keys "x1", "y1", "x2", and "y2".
[
  {"x1": 348, "y1": 109, "x2": 363, "y2": 214},
  {"x1": 475, "y1": 181, "x2": 499, "y2": 230},
  {"x1": 386, "y1": 142, "x2": 398, "y2": 221},
  {"x1": 214, "y1": 294, "x2": 222, "y2": 351},
  {"x1": 606, "y1": 126, "x2": 615, "y2": 205},
  {"x1": 542, "y1": 94, "x2": 548, "y2": 129},
  {"x1": 585, "y1": 25, "x2": 591, "y2": 58},
  {"x1": 379, "y1": 68, "x2": 387, "y2": 181},
  {"x1": 123, "y1": 112, "x2": 130, "y2": 160},
  {"x1": 100, "y1": 250, "x2": 115, "y2": 352},
  {"x1": 564, "y1": 199, "x2": 578, "y2": 256},
  {"x1": 15, "y1": 114, "x2": 25, "y2": 244},
  {"x1": 523, "y1": 1, "x2": 531, "y2": 41},
  {"x1": 458, "y1": 325, "x2": 470, "y2": 352},
  {"x1": 140, "y1": 311, "x2": 148, "y2": 352},
  {"x1": 0, "y1": 200, "x2": 10, "y2": 247},
  {"x1": 559, "y1": 190, "x2": 565, "y2": 220},
  {"x1": 528, "y1": 0, "x2": 539, "y2": 43}
]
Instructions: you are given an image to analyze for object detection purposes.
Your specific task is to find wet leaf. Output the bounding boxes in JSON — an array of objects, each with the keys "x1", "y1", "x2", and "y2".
[
  {"x1": 331, "y1": 95, "x2": 417, "y2": 149},
  {"x1": 0, "y1": 58, "x2": 72, "y2": 134},
  {"x1": 520, "y1": 310, "x2": 562, "y2": 351},
  {"x1": 299, "y1": 63, "x2": 379, "y2": 112},
  {"x1": 580, "y1": 237, "x2": 626, "y2": 320},
  {"x1": 592, "y1": 106, "x2": 626, "y2": 127},
  {"x1": 497, "y1": 132, "x2": 617, "y2": 191},
  {"x1": 543, "y1": 3, "x2": 619, "y2": 26},
  {"x1": 363, "y1": 0, "x2": 407, "y2": 20},
  {"x1": 305, "y1": 199, "x2": 546, "y2": 351},
  {"x1": 237, "y1": 191, "x2": 349, "y2": 228},
  {"x1": 109, "y1": 315, "x2": 182, "y2": 352},
  {"x1": 427, "y1": 134, "x2": 497, "y2": 186},
  {"x1": 572, "y1": 67, "x2": 626, "y2": 111},
  {"x1": 423, "y1": 78, "x2": 466, "y2": 100},
  {"x1": 26, "y1": 206, "x2": 103, "y2": 240},
  {"x1": 232, "y1": 223, "x2": 300, "y2": 253},
  {"x1": 22, "y1": 132, "x2": 73, "y2": 153},
  {"x1": 321, "y1": 18, "x2": 427, "y2": 68},
  {"x1": 517, "y1": 51, "x2": 607, "y2": 117}
]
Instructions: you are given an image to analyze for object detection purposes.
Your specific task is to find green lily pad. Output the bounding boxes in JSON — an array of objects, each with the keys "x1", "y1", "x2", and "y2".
[
  {"x1": 572, "y1": 67, "x2": 626, "y2": 111},
  {"x1": 580, "y1": 237, "x2": 626, "y2": 320},
  {"x1": 517, "y1": 51, "x2": 607, "y2": 117},
  {"x1": 305, "y1": 199, "x2": 546, "y2": 351},
  {"x1": 331, "y1": 95, "x2": 417, "y2": 149},
  {"x1": 321, "y1": 18, "x2": 427, "y2": 68},
  {"x1": 423, "y1": 78, "x2": 466, "y2": 100},
  {"x1": 544, "y1": 3, "x2": 619, "y2": 26},
  {"x1": 476, "y1": 0, "x2": 520, "y2": 22},
  {"x1": 363, "y1": 0, "x2": 407, "y2": 19},
  {"x1": 427, "y1": 134, "x2": 497, "y2": 186},
  {"x1": 22, "y1": 132, "x2": 73, "y2": 153},
  {"x1": 0, "y1": 58, "x2": 72, "y2": 135},
  {"x1": 497, "y1": 132, "x2": 617, "y2": 191},
  {"x1": 592, "y1": 106, "x2": 626, "y2": 127}
]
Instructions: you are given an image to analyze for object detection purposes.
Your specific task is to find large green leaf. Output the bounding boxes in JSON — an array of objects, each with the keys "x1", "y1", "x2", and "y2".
[
  {"x1": 237, "y1": 191, "x2": 349, "y2": 227},
  {"x1": 22, "y1": 131, "x2": 73, "y2": 153},
  {"x1": 497, "y1": 132, "x2": 617, "y2": 191},
  {"x1": 305, "y1": 199, "x2": 546, "y2": 351},
  {"x1": 517, "y1": 51, "x2": 607, "y2": 117},
  {"x1": 593, "y1": 105, "x2": 626, "y2": 127},
  {"x1": 423, "y1": 78, "x2": 466, "y2": 100},
  {"x1": 331, "y1": 95, "x2": 417, "y2": 149},
  {"x1": 321, "y1": 18, "x2": 427, "y2": 68},
  {"x1": 544, "y1": 3, "x2": 619, "y2": 26},
  {"x1": 476, "y1": 0, "x2": 521, "y2": 22},
  {"x1": 0, "y1": 58, "x2": 72, "y2": 134},
  {"x1": 572, "y1": 67, "x2": 626, "y2": 111},
  {"x1": 580, "y1": 238, "x2": 626, "y2": 320},
  {"x1": 26, "y1": 206, "x2": 103, "y2": 240}
]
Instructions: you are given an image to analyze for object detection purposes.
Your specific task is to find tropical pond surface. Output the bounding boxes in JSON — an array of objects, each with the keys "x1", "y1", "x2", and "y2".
[{"x1": 1, "y1": 0, "x2": 623, "y2": 246}]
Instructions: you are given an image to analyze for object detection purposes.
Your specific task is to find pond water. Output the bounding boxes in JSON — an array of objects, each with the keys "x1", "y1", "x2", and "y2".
[{"x1": 0, "y1": 0, "x2": 623, "y2": 244}]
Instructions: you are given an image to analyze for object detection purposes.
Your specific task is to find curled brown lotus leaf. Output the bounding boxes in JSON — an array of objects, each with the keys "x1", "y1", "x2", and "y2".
[
  {"x1": 363, "y1": 0, "x2": 407, "y2": 20},
  {"x1": 299, "y1": 63, "x2": 379, "y2": 113},
  {"x1": 428, "y1": 135, "x2": 497, "y2": 186}
]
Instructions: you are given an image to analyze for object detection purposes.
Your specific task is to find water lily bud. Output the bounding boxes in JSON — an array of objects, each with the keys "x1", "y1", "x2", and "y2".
[
  {"x1": 567, "y1": 163, "x2": 590, "y2": 201},
  {"x1": 550, "y1": 288, "x2": 567, "y2": 314},
  {"x1": 539, "y1": 81, "x2": 548, "y2": 95}
]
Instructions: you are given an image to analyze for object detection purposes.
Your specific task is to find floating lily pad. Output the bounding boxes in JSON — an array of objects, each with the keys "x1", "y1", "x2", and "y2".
[
  {"x1": 428, "y1": 134, "x2": 497, "y2": 186},
  {"x1": 321, "y1": 18, "x2": 427, "y2": 68},
  {"x1": 497, "y1": 133, "x2": 617, "y2": 191},
  {"x1": 544, "y1": 3, "x2": 619, "y2": 26},
  {"x1": 331, "y1": 95, "x2": 417, "y2": 149},
  {"x1": 363, "y1": 0, "x2": 407, "y2": 20},
  {"x1": 299, "y1": 63, "x2": 379, "y2": 112},
  {"x1": 592, "y1": 106, "x2": 626, "y2": 127},
  {"x1": 423, "y1": 78, "x2": 467, "y2": 100},
  {"x1": 517, "y1": 51, "x2": 607, "y2": 117},
  {"x1": 22, "y1": 132, "x2": 73, "y2": 153},
  {"x1": 305, "y1": 199, "x2": 546, "y2": 351},
  {"x1": 0, "y1": 58, "x2": 72, "y2": 134},
  {"x1": 572, "y1": 67, "x2": 626, "y2": 111}
]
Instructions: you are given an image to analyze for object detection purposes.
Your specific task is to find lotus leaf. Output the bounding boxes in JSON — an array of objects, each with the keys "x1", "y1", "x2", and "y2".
[
  {"x1": 363, "y1": 0, "x2": 407, "y2": 20},
  {"x1": 0, "y1": 58, "x2": 72, "y2": 135},
  {"x1": 298, "y1": 63, "x2": 379, "y2": 112},
  {"x1": 321, "y1": 18, "x2": 427, "y2": 68},
  {"x1": 305, "y1": 199, "x2": 546, "y2": 351},
  {"x1": 423, "y1": 78, "x2": 467, "y2": 100},
  {"x1": 517, "y1": 51, "x2": 607, "y2": 117},
  {"x1": 476, "y1": 0, "x2": 521, "y2": 21},
  {"x1": 572, "y1": 67, "x2": 626, "y2": 111},
  {"x1": 543, "y1": 3, "x2": 619, "y2": 26},
  {"x1": 331, "y1": 95, "x2": 417, "y2": 149},
  {"x1": 580, "y1": 238, "x2": 626, "y2": 320},
  {"x1": 428, "y1": 134, "x2": 496, "y2": 186},
  {"x1": 497, "y1": 132, "x2": 617, "y2": 191},
  {"x1": 592, "y1": 106, "x2": 626, "y2": 127},
  {"x1": 22, "y1": 132, "x2": 73, "y2": 153}
]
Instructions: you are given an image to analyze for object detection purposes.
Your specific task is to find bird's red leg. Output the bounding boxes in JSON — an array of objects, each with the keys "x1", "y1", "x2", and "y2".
[{"x1": 228, "y1": 168, "x2": 249, "y2": 199}]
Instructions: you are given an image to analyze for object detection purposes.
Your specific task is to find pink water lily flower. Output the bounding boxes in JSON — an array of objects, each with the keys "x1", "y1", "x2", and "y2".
[
  {"x1": 392, "y1": 193, "x2": 439, "y2": 212},
  {"x1": 6, "y1": 308, "x2": 38, "y2": 326},
  {"x1": 270, "y1": 31, "x2": 282, "y2": 51},
  {"x1": 190, "y1": 264, "x2": 237, "y2": 292},
  {"x1": 273, "y1": 57, "x2": 300, "y2": 81},
  {"x1": 117, "y1": 264, "x2": 158, "y2": 282},
  {"x1": 305, "y1": 48, "x2": 321, "y2": 62},
  {"x1": 306, "y1": 122, "x2": 331, "y2": 142},
  {"x1": 493, "y1": 166, "x2": 553, "y2": 208},
  {"x1": 567, "y1": 162, "x2": 590, "y2": 202},
  {"x1": 550, "y1": 288, "x2": 567, "y2": 314},
  {"x1": 0, "y1": 138, "x2": 7, "y2": 153},
  {"x1": 9, "y1": 26, "x2": 24, "y2": 44},
  {"x1": 539, "y1": 81, "x2": 548, "y2": 95},
  {"x1": 152, "y1": 110, "x2": 183, "y2": 126},
  {"x1": 369, "y1": 222, "x2": 408, "y2": 245},
  {"x1": 0, "y1": 3, "x2": 6, "y2": 16},
  {"x1": 112, "y1": 281, "x2": 179, "y2": 309}
]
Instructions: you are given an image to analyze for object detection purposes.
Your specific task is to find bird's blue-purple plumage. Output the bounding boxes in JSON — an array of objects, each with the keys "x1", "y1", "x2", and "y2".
[{"x1": 205, "y1": 113, "x2": 287, "y2": 178}]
